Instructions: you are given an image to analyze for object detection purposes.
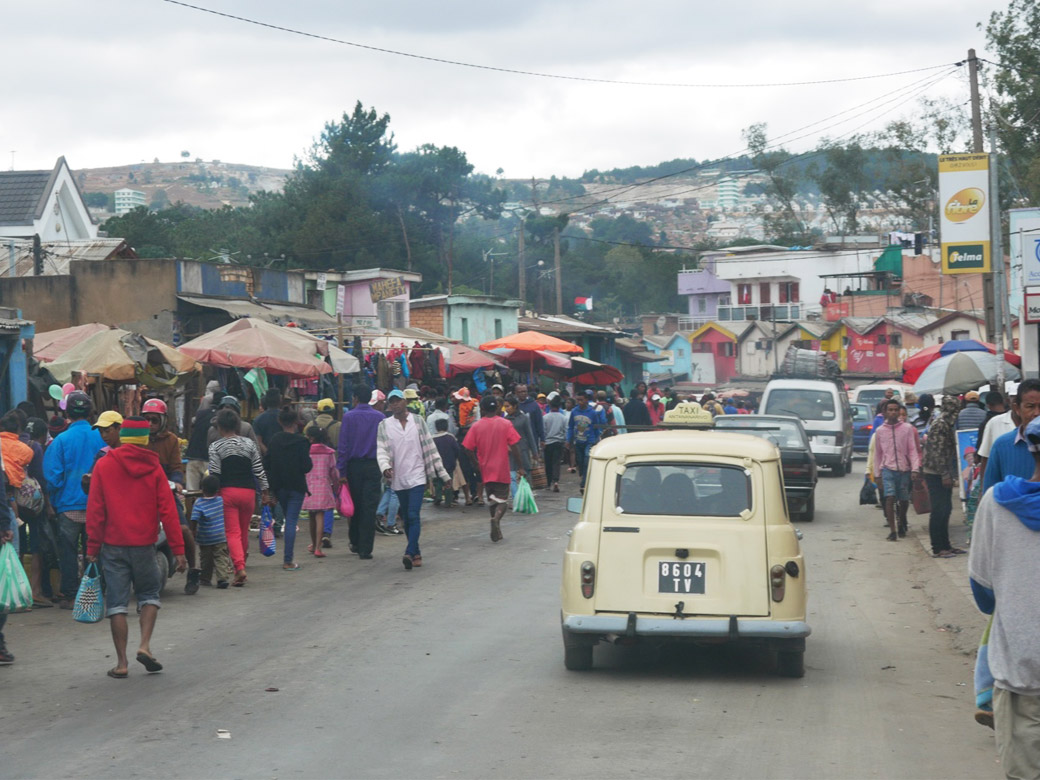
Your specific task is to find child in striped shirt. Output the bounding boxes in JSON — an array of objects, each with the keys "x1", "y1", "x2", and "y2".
[{"x1": 191, "y1": 475, "x2": 231, "y2": 588}]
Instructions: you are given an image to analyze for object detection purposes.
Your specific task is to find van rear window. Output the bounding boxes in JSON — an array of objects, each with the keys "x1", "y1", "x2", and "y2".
[
  {"x1": 765, "y1": 389, "x2": 836, "y2": 421},
  {"x1": 617, "y1": 464, "x2": 750, "y2": 517}
]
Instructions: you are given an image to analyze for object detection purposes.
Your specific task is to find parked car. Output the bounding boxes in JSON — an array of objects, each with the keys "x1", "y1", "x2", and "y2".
[
  {"x1": 761, "y1": 377, "x2": 854, "y2": 476},
  {"x1": 850, "y1": 402, "x2": 874, "y2": 454},
  {"x1": 714, "y1": 414, "x2": 818, "y2": 521},
  {"x1": 852, "y1": 382, "x2": 914, "y2": 414},
  {"x1": 560, "y1": 429, "x2": 810, "y2": 677}
]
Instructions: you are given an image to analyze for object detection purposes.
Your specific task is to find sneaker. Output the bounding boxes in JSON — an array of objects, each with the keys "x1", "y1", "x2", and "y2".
[
  {"x1": 374, "y1": 522, "x2": 389, "y2": 536},
  {"x1": 975, "y1": 710, "x2": 994, "y2": 730},
  {"x1": 349, "y1": 544, "x2": 358, "y2": 553},
  {"x1": 184, "y1": 568, "x2": 201, "y2": 595},
  {"x1": 402, "y1": 554, "x2": 413, "y2": 571},
  {"x1": 0, "y1": 642, "x2": 13, "y2": 664},
  {"x1": 387, "y1": 525, "x2": 403, "y2": 535},
  {"x1": 216, "y1": 580, "x2": 229, "y2": 589},
  {"x1": 321, "y1": 535, "x2": 333, "y2": 549}
]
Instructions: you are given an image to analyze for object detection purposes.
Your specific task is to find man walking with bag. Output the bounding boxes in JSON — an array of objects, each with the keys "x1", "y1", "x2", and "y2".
[
  {"x1": 338, "y1": 386, "x2": 385, "y2": 559},
  {"x1": 873, "y1": 399, "x2": 920, "y2": 541},
  {"x1": 463, "y1": 396, "x2": 524, "y2": 543},
  {"x1": 86, "y1": 418, "x2": 186, "y2": 678}
]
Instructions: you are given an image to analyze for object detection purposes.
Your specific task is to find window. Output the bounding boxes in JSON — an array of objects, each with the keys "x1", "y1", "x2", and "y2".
[
  {"x1": 616, "y1": 463, "x2": 751, "y2": 517},
  {"x1": 778, "y1": 282, "x2": 800, "y2": 303},
  {"x1": 764, "y1": 389, "x2": 836, "y2": 421},
  {"x1": 951, "y1": 329, "x2": 970, "y2": 341},
  {"x1": 692, "y1": 342, "x2": 713, "y2": 353},
  {"x1": 737, "y1": 284, "x2": 752, "y2": 305},
  {"x1": 717, "y1": 342, "x2": 735, "y2": 357},
  {"x1": 377, "y1": 300, "x2": 407, "y2": 328},
  {"x1": 697, "y1": 297, "x2": 707, "y2": 313},
  {"x1": 876, "y1": 334, "x2": 887, "y2": 345},
  {"x1": 494, "y1": 318, "x2": 503, "y2": 339},
  {"x1": 718, "y1": 294, "x2": 731, "y2": 306},
  {"x1": 889, "y1": 333, "x2": 902, "y2": 347},
  {"x1": 759, "y1": 283, "x2": 771, "y2": 304},
  {"x1": 461, "y1": 317, "x2": 470, "y2": 345}
]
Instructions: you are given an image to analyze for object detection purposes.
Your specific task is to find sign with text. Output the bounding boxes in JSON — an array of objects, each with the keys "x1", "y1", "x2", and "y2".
[
  {"x1": 1025, "y1": 288, "x2": 1040, "y2": 324},
  {"x1": 369, "y1": 276, "x2": 406, "y2": 303},
  {"x1": 939, "y1": 154, "x2": 991, "y2": 274},
  {"x1": 1012, "y1": 209, "x2": 1040, "y2": 290},
  {"x1": 316, "y1": 272, "x2": 327, "y2": 291},
  {"x1": 335, "y1": 284, "x2": 345, "y2": 316}
]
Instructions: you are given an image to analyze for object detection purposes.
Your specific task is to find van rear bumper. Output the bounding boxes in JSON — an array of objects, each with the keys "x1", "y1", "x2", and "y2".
[{"x1": 563, "y1": 614, "x2": 811, "y2": 639}]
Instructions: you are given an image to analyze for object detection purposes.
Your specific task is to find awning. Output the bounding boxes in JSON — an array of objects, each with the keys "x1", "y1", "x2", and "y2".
[{"x1": 177, "y1": 295, "x2": 337, "y2": 328}]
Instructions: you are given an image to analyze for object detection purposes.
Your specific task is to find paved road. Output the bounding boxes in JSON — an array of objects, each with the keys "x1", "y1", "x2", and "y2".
[{"x1": 1, "y1": 467, "x2": 999, "y2": 779}]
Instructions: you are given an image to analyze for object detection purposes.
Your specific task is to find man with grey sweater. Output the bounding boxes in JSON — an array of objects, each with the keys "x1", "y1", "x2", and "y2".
[{"x1": 969, "y1": 415, "x2": 1040, "y2": 777}]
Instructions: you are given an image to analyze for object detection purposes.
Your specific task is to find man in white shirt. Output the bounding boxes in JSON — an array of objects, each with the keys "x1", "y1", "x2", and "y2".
[{"x1": 978, "y1": 410, "x2": 1018, "y2": 466}]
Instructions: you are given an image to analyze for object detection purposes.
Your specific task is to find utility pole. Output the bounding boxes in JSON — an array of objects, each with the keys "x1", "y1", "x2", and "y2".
[
  {"x1": 990, "y1": 123, "x2": 1007, "y2": 388},
  {"x1": 968, "y1": 48, "x2": 996, "y2": 342},
  {"x1": 517, "y1": 214, "x2": 526, "y2": 307},
  {"x1": 553, "y1": 227, "x2": 563, "y2": 314}
]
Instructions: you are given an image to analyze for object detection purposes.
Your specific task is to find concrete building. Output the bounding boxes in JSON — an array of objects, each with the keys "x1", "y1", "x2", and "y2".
[
  {"x1": 113, "y1": 188, "x2": 146, "y2": 215},
  {"x1": 0, "y1": 157, "x2": 97, "y2": 241},
  {"x1": 409, "y1": 294, "x2": 520, "y2": 347},
  {"x1": 303, "y1": 269, "x2": 421, "y2": 330}
]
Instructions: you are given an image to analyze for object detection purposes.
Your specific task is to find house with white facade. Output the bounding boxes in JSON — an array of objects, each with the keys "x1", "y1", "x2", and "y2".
[{"x1": 0, "y1": 157, "x2": 97, "y2": 241}]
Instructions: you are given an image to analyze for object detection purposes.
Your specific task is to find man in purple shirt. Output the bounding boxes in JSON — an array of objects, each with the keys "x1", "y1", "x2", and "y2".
[{"x1": 338, "y1": 385, "x2": 385, "y2": 559}]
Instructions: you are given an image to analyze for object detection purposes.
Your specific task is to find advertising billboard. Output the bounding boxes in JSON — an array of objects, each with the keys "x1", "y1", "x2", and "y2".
[{"x1": 939, "y1": 154, "x2": 991, "y2": 274}]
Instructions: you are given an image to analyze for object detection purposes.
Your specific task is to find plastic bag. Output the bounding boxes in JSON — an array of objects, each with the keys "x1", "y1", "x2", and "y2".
[
  {"x1": 512, "y1": 477, "x2": 539, "y2": 515},
  {"x1": 72, "y1": 561, "x2": 104, "y2": 623},
  {"x1": 337, "y1": 482, "x2": 355, "y2": 518},
  {"x1": 859, "y1": 476, "x2": 878, "y2": 506},
  {"x1": 258, "y1": 506, "x2": 276, "y2": 557},
  {"x1": 0, "y1": 543, "x2": 32, "y2": 613}
]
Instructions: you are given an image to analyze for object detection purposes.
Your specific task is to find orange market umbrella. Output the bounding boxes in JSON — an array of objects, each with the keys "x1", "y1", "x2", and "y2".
[
  {"x1": 179, "y1": 318, "x2": 333, "y2": 377},
  {"x1": 480, "y1": 331, "x2": 583, "y2": 354}
]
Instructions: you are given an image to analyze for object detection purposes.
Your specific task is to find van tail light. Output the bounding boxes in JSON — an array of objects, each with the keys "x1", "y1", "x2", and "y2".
[
  {"x1": 783, "y1": 463, "x2": 810, "y2": 479},
  {"x1": 864, "y1": 424, "x2": 873, "y2": 433},
  {"x1": 580, "y1": 561, "x2": 595, "y2": 599},
  {"x1": 770, "y1": 564, "x2": 786, "y2": 602}
]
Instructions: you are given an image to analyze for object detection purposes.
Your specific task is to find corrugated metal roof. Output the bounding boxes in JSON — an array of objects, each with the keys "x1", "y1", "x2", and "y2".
[
  {"x1": 518, "y1": 314, "x2": 623, "y2": 335},
  {"x1": 177, "y1": 294, "x2": 337, "y2": 329},
  {"x1": 1, "y1": 238, "x2": 137, "y2": 277}
]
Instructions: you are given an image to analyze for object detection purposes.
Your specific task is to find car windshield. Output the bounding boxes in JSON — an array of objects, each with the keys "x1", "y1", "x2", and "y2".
[
  {"x1": 765, "y1": 389, "x2": 836, "y2": 421},
  {"x1": 857, "y1": 390, "x2": 895, "y2": 407},
  {"x1": 715, "y1": 418, "x2": 807, "y2": 449},
  {"x1": 850, "y1": 404, "x2": 871, "y2": 421},
  {"x1": 616, "y1": 463, "x2": 751, "y2": 517}
]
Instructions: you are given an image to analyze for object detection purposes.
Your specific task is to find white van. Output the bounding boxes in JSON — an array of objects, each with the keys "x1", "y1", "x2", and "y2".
[
  {"x1": 761, "y1": 377, "x2": 854, "y2": 475},
  {"x1": 852, "y1": 383, "x2": 914, "y2": 413}
]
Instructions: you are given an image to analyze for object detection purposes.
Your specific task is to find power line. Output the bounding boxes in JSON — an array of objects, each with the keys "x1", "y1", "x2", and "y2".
[{"x1": 161, "y1": 0, "x2": 955, "y2": 89}]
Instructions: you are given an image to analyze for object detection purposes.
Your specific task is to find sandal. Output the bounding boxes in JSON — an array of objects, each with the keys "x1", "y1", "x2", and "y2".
[
  {"x1": 232, "y1": 570, "x2": 247, "y2": 586},
  {"x1": 107, "y1": 668, "x2": 128, "y2": 679},
  {"x1": 949, "y1": 547, "x2": 967, "y2": 555},
  {"x1": 886, "y1": 532, "x2": 898, "y2": 541},
  {"x1": 313, "y1": 549, "x2": 326, "y2": 558},
  {"x1": 307, "y1": 544, "x2": 314, "y2": 553},
  {"x1": 933, "y1": 550, "x2": 956, "y2": 558},
  {"x1": 283, "y1": 562, "x2": 300, "y2": 571}
]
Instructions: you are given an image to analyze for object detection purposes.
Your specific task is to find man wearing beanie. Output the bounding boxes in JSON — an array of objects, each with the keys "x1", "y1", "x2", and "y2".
[{"x1": 86, "y1": 417, "x2": 186, "y2": 679}]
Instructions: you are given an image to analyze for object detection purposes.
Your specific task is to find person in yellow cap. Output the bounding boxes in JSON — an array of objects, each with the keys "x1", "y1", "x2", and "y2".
[
  {"x1": 958, "y1": 390, "x2": 988, "y2": 432},
  {"x1": 404, "y1": 388, "x2": 425, "y2": 419}
]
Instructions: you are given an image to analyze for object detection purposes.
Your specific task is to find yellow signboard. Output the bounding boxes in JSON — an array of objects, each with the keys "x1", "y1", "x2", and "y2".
[{"x1": 939, "y1": 154, "x2": 991, "y2": 274}]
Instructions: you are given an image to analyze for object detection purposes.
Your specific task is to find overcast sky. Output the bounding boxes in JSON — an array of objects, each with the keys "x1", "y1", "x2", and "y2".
[{"x1": 5, "y1": 1, "x2": 1008, "y2": 179}]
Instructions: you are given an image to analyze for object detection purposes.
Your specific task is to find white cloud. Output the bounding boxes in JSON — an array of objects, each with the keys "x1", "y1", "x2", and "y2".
[{"x1": 4, "y1": 0, "x2": 1005, "y2": 178}]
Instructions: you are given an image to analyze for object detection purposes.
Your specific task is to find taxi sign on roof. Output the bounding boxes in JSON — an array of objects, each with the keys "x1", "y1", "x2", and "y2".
[{"x1": 661, "y1": 402, "x2": 714, "y2": 427}]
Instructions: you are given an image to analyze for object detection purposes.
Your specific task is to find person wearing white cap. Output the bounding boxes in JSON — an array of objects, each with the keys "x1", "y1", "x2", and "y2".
[{"x1": 377, "y1": 389, "x2": 450, "y2": 569}]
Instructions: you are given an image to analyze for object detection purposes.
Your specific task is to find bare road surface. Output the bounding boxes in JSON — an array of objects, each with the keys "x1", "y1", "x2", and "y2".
[{"x1": 1, "y1": 468, "x2": 998, "y2": 779}]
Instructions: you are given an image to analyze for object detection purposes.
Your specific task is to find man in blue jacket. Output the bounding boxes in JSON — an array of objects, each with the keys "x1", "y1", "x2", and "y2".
[
  {"x1": 42, "y1": 391, "x2": 104, "y2": 608},
  {"x1": 566, "y1": 390, "x2": 605, "y2": 495}
]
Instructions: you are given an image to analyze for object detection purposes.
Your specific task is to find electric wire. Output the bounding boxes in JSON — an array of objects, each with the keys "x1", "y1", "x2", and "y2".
[{"x1": 160, "y1": 0, "x2": 955, "y2": 89}]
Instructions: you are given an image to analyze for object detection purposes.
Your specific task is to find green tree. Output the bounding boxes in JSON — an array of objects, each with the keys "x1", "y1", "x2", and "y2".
[
  {"x1": 742, "y1": 123, "x2": 810, "y2": 245},
  {"x1": 809, "y1": 139, "x2": 869, "y2": 235}
]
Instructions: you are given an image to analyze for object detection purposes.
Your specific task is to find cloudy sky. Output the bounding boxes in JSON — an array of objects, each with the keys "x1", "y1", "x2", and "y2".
[{"x1": 6, "y1": 1, "x2": 1008, "y2": 179}]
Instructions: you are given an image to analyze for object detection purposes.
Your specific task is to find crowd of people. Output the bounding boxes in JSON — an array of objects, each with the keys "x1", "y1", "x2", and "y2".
[
  {"x1": 863, "y1": 382, "x2": 1040, "y2": 775},
  {"x1": 0, "y1": 375, "x2": 746, "y2": 675}
]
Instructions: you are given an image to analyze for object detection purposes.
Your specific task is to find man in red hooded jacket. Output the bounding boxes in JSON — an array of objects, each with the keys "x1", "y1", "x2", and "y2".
[{"x1": 86, "y1": 417, "x2": 186, "y2": 679}]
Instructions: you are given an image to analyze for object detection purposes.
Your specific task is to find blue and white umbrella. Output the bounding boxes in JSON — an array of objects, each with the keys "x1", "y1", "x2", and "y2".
[{"x1": 912, "y1": 351, "x2": 1021, "y2": 396}]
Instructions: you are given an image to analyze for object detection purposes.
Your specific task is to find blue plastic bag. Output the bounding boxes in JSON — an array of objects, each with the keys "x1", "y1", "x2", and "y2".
[
  {"x1": 72, "y1": 561, "x2": 104, "y2": 623},
  {"x1": 259, "y1": 506, "x2": 276, "y2": 557}
]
